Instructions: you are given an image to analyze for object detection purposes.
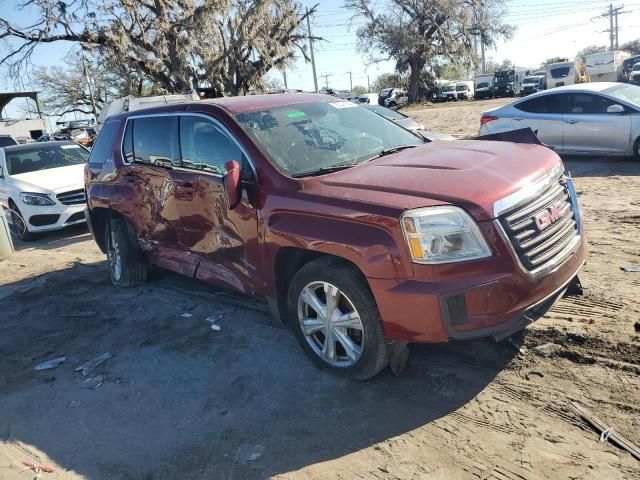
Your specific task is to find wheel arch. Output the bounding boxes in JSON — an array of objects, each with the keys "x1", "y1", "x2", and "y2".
[{"x1": 88, "y1": 207, "x2": 130, "y2": 253}]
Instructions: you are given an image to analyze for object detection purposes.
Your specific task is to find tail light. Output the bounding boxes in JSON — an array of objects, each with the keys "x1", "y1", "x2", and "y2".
[{"x1": 480, "y1": 115, "x2": 498, "y2": 125}]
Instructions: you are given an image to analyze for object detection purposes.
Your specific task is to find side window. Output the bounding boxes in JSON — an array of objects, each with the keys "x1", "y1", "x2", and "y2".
[
  {"x1": 88, "y1": 121, "x2": 119, "y2": 166},
  {"x1": 179, "y1": 116, "x2": 243, "y2": 175},
  {"x1": 515, "y1": 94, "x2": 566, "y2": 114},
  {"x1": 567, "y1": 94, "x2": 616, "y2": 114},
  {"x1": 131, "y1": 116, "x2": 180, "y2": 167},
  {"x1": 122, "y1": 121, "x2": 133, "y2": 163}
]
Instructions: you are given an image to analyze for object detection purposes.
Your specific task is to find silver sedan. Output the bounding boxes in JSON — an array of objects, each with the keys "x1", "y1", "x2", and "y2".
[{"x1": 478, "y1": 82, "x2": 640, "y2": 159}]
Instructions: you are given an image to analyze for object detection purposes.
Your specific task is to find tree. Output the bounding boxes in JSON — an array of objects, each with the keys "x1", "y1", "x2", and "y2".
[
  {"x1": 621, "y1": 39, "x2": 640, "y2": 56},
  {"x1": 542, "y1": 57, "x2": 568, "y2": 66},
  {"x1": 352, "y1": 85, "x2": 367, "y2": 96},
  {"x1": 575, "y1": 45, "x2": 606, "y2": 64},
  {"x1": 435, "y1": 63, "x2": 469, "y2": 80},
  {"x1": 0, "y1": 0, "x2": 316, "y2": 97},
  {"x1": 371, "y1": 73, "x2": 404, "y2": 92},
  {"x1": 345, "y1": 0, "x2": 512, "y2": 102}
]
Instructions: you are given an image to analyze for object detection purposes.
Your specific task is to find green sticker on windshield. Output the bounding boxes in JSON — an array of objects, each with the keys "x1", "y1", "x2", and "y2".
[{"x1": 287, "y1": 111, "x2": 306, "y2": 118}]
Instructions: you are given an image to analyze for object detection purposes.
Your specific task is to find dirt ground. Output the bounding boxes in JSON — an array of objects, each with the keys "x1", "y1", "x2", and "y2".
[{"x1": 1, "y1": 98, "x2": 639, "y2": 480}]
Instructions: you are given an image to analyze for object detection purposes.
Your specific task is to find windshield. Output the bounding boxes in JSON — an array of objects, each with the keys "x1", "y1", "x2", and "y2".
[
  {"x1": 234, "y1": 100, "x2": 422, "y2": 177},
  {"x1": 523, "y1": 76, "x2": 540, "y2": 84},
  {"x1": 364, "y1": 104, "x2": 406, "y2": 120},
  {"x1": 456, "y1": 85, "x2": 467, "y2": 92},
  {"x1": 0, "y1": 136, "x2": 18, "y2": 147},
  {"x1": 5, "y1": 143, "x2": 88, "y2": 175},
  {"x1": 633, "y1": 64, "x2": 640, "y2": 72},
  {"x1": 550, "y1": 66, "x2": 570, "y2": 78},
  {"x1": 379, "y1": 88, "x2": 393, "y2": 97},
  {"x1": 604, "y1": 84, "x2": 640, "y2": 107},
  {"x1": 443, "y1": 85, "x2": 455, "y2": 92},
  {"x1": 476, "y1": 82, "x2": 490, "y2": 88}
]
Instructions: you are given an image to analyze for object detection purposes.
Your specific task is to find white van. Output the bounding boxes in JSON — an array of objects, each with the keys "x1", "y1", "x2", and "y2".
[{"x1": 455, "y1": 81, "x2": 474, "y2": 100}]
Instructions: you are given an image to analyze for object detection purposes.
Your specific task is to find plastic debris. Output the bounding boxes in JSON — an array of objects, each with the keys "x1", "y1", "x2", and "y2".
[
  {"x1": 211, "y1": 324, "x2": 222, "y2": 331},
  {"x1": 75, "y1": 352, "x2": 112, "y2": 376},
  {"x1": 234, "y1": 444, "x2": 265, "y2": 462},
  {"x1": 180, "y1": 312, "x2": 193, "y2": 318},
  {"x1": 621, "y1": 264, "x2": 640, "y2": 272},
  {"x1": 80, "y1": 375, "x2": 103, "y2": 389},
  {"x1": 21, "y1": 461, "x2": 54, "y2": 477},
  {"x1": 69, "y1": 400, "x2": 81, "y2": 408},
  {"x1": 206, "y1": 314, "x2": 224, "y2": 323},
  {"x1": 34, "y1": 356, "x2": 66, "y2": 371}
]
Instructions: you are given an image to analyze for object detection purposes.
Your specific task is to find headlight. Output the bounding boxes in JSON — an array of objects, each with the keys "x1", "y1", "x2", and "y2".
[
  {"x1": 401, "y1": 206, "x2": 492, "y2": 264},
  {"x1": 20, "y1": 192, "x2": 55, "y2": 206}
]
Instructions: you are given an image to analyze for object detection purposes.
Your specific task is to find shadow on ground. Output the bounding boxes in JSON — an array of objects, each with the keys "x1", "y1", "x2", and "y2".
[
  {"x1": 11, "y1": 223, "x2": 91, "y2": 252},
  {"x1": 562, "y1": 155, "x2": 640, "y2": 178},
  {"x1": 0, "y1": 262, "x2": 519, "y2": 479}
]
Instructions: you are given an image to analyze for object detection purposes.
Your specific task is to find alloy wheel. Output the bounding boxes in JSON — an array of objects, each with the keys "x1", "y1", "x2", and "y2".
[
  {"x1": 297, "y1": 281, "x2": 364, "y2": 367},
  {"x1": 9, "y1": 207, "x2": 27, "y2": 238},
  {"x1": 108, "y1": 230, "x2": 122, "y2": 282}
]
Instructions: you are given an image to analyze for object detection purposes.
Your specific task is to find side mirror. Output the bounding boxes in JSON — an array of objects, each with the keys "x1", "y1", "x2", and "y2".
[
  {"x1": 607, "y1": 104, "x2": 625, "y2": 114},
  {"x1": 224, "y1": 160, "x2": 241, "y2": 209}
]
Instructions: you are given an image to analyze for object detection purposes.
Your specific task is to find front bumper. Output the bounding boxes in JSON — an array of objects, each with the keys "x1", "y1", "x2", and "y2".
[{"x1": 17, "y1": 202, "x2": 86, "y2": 232}]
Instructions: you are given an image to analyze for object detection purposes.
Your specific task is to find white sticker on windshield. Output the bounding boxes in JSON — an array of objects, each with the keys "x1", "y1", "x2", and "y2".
[
  {"x1": 329, "y1": 101, "x2": 357, "y2": 109},
  {"x1": 60, "y1": 144, "x2": 81, "y2": 149}
]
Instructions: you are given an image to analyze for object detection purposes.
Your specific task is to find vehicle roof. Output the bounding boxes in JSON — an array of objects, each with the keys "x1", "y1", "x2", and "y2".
[
  {"x1": 536, "y1": 82, "x2": 618, "y2": 94},
  {"x1": 1, "y1": 140, "x2": 75, "y2": 152}
]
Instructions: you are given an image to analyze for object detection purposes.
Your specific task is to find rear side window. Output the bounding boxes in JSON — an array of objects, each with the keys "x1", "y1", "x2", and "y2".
[
  {"x1": 179, "y1": 116, "x2": 243, "y2": 175},
  {"x1": 515, "y1": 94, "x2": 566, "y2": 114},
  {"x1": 88, "y1": 122, "x2": 119, "y2": 166},
  {"x1": 567, "y1": 93, "x2": 616, "y2": 114},
  {"x1": 128, "y1": 116, "x2": 180, "y2": 167}
]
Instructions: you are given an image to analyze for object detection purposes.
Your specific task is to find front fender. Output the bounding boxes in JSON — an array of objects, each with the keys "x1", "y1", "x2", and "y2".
[{"x1": 264, "y1": 211, "x2": 412, "y2": 282}]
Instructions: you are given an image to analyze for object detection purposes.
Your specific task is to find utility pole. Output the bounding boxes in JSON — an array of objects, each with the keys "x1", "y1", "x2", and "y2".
[
  {"x1": 282, "y1": 69, "x2": 288, "y2": 90},
  {"x1": 306, "y1": 7, "x2": 319, "y2": 93},
  {"x1": 348, "y1": 71, "x2": 353, "y2": 92},
  {"x1": 320, "y1": 73, "x2": 333, "y2": 89},
  {"x1": 603, "y1": 4, "x2": 624, "y2": 51},
  {"x1": 614, "y1": 9, "x2": 619, "y2": 49},
  {"x1": 367, "y1": 75, "x2": 370, "y2": 93},
  {"x1": 80, "y1": 51, "x2": 98, "y2": 118},
  {"x1": 609, "y1": 4, "x2": 614, "y2": 50}
]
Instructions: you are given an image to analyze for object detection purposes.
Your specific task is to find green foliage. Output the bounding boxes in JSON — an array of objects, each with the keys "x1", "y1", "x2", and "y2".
[
  {"x1": 621, "y1": 39, "x2": 640, "y2": 56},
  {"x1": 575, "y1": 45, "x2": 607, "y2": 64},
  {"x1": 352, "y1": 85, "x2": 368, "y2": 96}
]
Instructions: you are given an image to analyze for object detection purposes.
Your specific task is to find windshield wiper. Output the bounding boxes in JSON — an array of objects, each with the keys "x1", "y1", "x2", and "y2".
[
  {"x1": 368, "y1": 144, "x2": 419, "y2": 161},
  {"x1": 291, "y1": 163, "x2": 356, "y2": 178}
]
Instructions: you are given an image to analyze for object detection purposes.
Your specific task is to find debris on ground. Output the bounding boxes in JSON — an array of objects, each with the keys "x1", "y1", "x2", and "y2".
[
  {"x1": 570, "y1": 402, "x2": 640, "y2": 460},
  {"x1": 179, "y1": 312, "x2": 193, "y2": 318},
  {"x1": 75, "y1": 352, "x2": 112, "y2": 376},
  {"x1": 620, "y1": 264, "x2": 640, "y2": 272},
  {"x1": 234, "y1": 444, "x2": 265, "y2": 462},
  {"x1": 525, "y1": 371, "x2": 545, "y2": 380},
  {"x1": 80, "y1": 375, "x2": 103, "y2": 389},
  {"x1": 533, "y1": 343, "x2": 562, "y2": 357},
  {"x1": 210, "y1": 324, "x2": 221, "y2": 331},
  {"x1": 34, "y1": 356, "x2": 66, "y2": 371},
  {"x1": 206, "y1": 314, "x2": 224, "y2": 323},
  {"x1": 20, "y1": 461, "x2": 55, "y2": 477}
]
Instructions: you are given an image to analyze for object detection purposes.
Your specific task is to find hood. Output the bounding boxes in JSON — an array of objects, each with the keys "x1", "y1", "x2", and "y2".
[
  {"x1": 9, "y1": 163, "x2": 85, "y2": 194},
  {"x1": 394, "y1": 117, "x2": 422, "y2": 131},
  {"x1": 301, "y1": 140, "x2": 561, "y2": 221}
]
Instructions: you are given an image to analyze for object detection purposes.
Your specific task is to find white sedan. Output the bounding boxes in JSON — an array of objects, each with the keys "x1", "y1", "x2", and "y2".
[
  {"x1": 479, "y1": 82, "x2": 640, "y2": 159},
  {"x1": 0, "y1": 141, "x2": 89, "y2": 240}
]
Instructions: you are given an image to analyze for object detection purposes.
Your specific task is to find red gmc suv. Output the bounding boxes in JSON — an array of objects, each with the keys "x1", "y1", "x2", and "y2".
[{"x1": 84, "y1": 94, "x2": 586, "y2": 379}]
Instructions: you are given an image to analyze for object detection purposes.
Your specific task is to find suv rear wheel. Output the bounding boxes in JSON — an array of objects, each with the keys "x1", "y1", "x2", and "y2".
[
  {"x1": 106, "y1": 218, "x2": 147, "y2": 287},
  {"x1": 287, "y1": 257, "x2": 389, "y2": 379}
]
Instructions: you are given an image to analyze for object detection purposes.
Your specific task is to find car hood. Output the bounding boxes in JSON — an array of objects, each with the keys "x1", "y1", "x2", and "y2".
[
  {"x1": 302, "y1": 140, "x2": 561, "y2": 221},
  {"x1": 9, "y1": 164, "x2": 85, "y2": 194}
]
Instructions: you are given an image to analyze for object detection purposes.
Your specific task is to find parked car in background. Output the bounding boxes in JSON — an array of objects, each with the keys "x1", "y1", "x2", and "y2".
[
  {"x1": 520, "y1": 74, "x2": 547, "y2": 96},
  {"x1": 455, "y1": 81, "x2": 474, "y2": 100},
  {"x1": 85, "y1": 93, "x2": 586, "y2": 379},
  {"x1": 474, "y1": 73, "x2": 494, "y2": 100},
  {"x1": 630, "y1": 62, "x2": 640, "y2": 85},
  {"x1": 546, "y1": 61, "x2": 579, "y2": 88},
  {"x1": 0, "y1": 141, "x2": 89, "y2": 240},
  {"x1": 432, "y1": 80, "x2": 454, "y2": 102},
  {"x1": 442, "y1": 83, "x2": 457, "y2": 101},
  {"x1": 0, "y1": 135, "x2": 18, "y2": 147},
  {"x1": 494, "y1": 68, "x2": 527, "y2": 97},
  {"x1": 378, "y1": 88, "x2": 408, "y2": 108},
  {"x1": 356, "y1": 93, "x2": 379, "y2": 104},
  {"x1": 622, "y1": 54, "x2": 640, "y2": 82},
  {"x1": 479, "y1": 83, "x2": 640, "y2": 158},
  {"x1": 586, "y1": 50, "x2": 630, "y2": 83}
]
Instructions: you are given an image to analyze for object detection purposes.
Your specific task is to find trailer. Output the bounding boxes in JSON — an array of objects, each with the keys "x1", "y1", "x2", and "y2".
[
  {"x1": 586, "y1": 51, "x2": 630, "y2": 82},
  {"x1": 474, "y1": 73, "x2": 494, "y2": 100},
  {"x1": 546, "y1": 61, "x2": 579, "y2": 88}
]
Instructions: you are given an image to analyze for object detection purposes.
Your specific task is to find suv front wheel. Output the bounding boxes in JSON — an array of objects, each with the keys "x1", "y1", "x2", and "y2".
[
  {"x1": 288, "y1": 257, "x2": 389, "y2": 379},
  {"x1": 106, "y1": 218, "x2": 147, "y2": 287}
]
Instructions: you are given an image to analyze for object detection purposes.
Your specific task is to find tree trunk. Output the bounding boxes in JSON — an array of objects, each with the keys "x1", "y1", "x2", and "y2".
[{"x1": 407, "y1": 58, "x2": 426, "y2": 103}]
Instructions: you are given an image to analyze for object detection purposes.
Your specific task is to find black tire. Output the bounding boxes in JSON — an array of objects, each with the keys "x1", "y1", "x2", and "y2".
[
  {"x1": 287, "y1": 257, "x2": 389, "y2": 380},
  {"x1": 8, "y1": 201, "x2": 33, "y2": 241},
  {"x1": 634, "y1": 137, "x2": 640, "y2": 161},
  {"x1": 388, "y1": 101, "x2": 396, "y2": 108},
  {"x1": 106, "y1": 217, "x2": 147, "y2": 287}
]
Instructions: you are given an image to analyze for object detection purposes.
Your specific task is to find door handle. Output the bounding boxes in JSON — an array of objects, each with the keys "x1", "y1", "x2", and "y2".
[
  {"x1": 513, "y1": 118, "x2": 524, "y2": 121},
  {"x1": 565, "y1": 119, "x2": 578, "y2": 124}
]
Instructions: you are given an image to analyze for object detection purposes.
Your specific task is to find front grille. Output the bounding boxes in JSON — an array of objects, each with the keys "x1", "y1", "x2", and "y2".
[
  {"x1": 29, "y1": 214, "x2": 60, "y2": 226},
  {"x1": 498, "y1": 177, "x2": 578, "y2": 271},
  {"x1": 56, "y1": 189, "x2": 86, "y2": 205}
]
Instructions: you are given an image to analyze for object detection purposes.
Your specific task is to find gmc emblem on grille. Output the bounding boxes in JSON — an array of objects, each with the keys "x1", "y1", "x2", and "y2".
[{"x1": 533, "y1": 204, "x2": 562, "y2": 231}]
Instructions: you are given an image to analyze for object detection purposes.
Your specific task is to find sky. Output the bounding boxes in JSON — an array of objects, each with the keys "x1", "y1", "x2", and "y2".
[{"x1": 1, "y1": 0, "x2": 639, "y2": 119}]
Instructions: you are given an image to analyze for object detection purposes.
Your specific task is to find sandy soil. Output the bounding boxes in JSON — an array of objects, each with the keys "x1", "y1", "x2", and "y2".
[{"x1": 1, "y1": 99, "x2": 639, "y2": 480}]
